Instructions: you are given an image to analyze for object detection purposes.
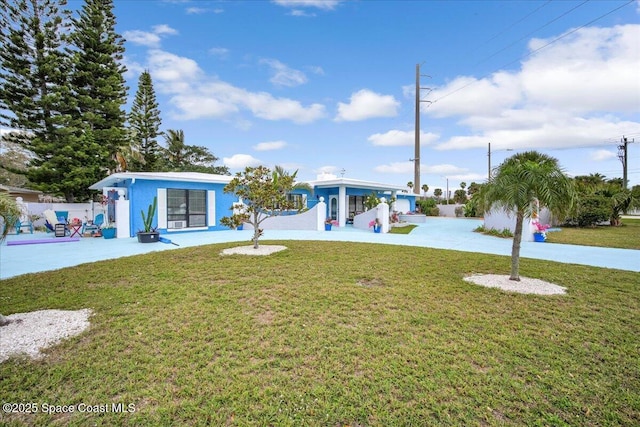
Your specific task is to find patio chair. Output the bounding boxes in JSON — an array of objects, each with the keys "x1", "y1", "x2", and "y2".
[
  {"x1": 83, "y1": 213, "x2": 104, "y2": 235},
  {"x1": 43, "y1": 209, "x2": 68, "y2": 236},
  {"x1": 14, "y1": 218, "x2": 34, "y2": 234}
]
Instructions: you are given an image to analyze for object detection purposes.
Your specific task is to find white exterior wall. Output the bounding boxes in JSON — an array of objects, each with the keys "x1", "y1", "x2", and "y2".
[
  {"x1": 484, "y1": 207, "x2": 552, "y2": 242},
  {"x1": 242, "y1": 201, "x2": 326, "y2": 231}
]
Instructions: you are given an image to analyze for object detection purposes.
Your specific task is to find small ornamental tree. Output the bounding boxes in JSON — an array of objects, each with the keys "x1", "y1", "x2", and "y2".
[{"x1": 220, "y1": 166, "x2": 296, "y2": 249}]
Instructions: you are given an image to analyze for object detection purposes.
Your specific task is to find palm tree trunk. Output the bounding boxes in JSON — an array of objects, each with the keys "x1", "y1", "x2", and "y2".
[{"x1": 510, "y1": 210, "x2": 524, "y2": 281}]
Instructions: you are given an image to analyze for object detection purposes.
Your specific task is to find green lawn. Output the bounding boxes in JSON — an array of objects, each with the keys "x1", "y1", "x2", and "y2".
[
  {"x1": 547, "y1": 218, "x2": 640, "y2": 249},
  {"x1": 1, "y1": 241, "x2": 639, "y2": 426}
]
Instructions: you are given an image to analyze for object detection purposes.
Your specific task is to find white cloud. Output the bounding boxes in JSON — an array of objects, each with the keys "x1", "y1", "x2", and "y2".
[
  {"x1": 290, "y1": 9, "x2": 316, "y2": 17},
  {"x1": 335, "y1": 89, "x2": 400, "y2": 122},
  {"x1": 373, "y1": 162, "x2": 469, "y2": 175},
  {"x1": 260, "y1": 59, "x2": 308, "y2": 87},
  {"x1": 186, "y1": 7, "x2": 207, "y2": 14},
  {"x1": 368, "y1": 130, "x2": 439, "y2": 147},
  {"x1": 186, "y1": 7, "x2": 224, "y2": 14},
  {"x1": 426, "y1": 24, "x2": 640, "y2": 152},
  {"x1": 590, "y1": 149, "x2": 617, "y2": 161},
  {"x1": 254, "y1": 140, "x2": 287, "y2": 151},
  {"x1": 145, "y1": 51, "x2": 326, "y2": 123},
  {"x1": 124, "y1": 25, "x2": 178, "y2": 48},
  {"x1": 374, "y1": 162, "x2": 414, "y2": 174},
  {"x1": 123, "y1": 30, "x2": 161, "y2": 48},
  {"x1": 307, "y1": 65, "x2": 325, "y2": 75},
  {"x1": 209, "y1": 47, "x2": 229, "y2": 58},
  {"x1": 272, "y1": 0, "x2": 342, "y2": 10},
  {"x1": 424, "y1": 164, "x2": 469, "y2": 175},
  {"x1": 223, "y1": 154, "x2": 262, "y2": 169},
  {"x1": 152, "y1": 24, "x2": 178, "y2": 35},
  {"x1": 148, "y1": 50, "x2": 203, "y2": 83}
]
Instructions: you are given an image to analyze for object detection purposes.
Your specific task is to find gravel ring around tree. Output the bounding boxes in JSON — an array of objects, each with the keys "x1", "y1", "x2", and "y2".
[
  {"x1": 0, "y1": 309, "x2": 92, "y2": 363},
  {"x1": 220, "y1": 245, "x2": 288, "y2": 256},
  {"x1": 464, "y1": 274, "x2": 567, "y2": 295}
]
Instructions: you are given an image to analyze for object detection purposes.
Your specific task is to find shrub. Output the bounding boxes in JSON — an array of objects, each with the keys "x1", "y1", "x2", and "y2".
[{"x1": 566, "y1": 195, "x2": 610, "y2": 227}]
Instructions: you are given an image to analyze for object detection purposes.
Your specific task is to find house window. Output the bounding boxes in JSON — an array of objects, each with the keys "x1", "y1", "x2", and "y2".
[
  {"x1": 348, "y1": 196, "x2": 365, "y2": 216},
  {"x1": 167, "y1": 189, "x2": 206, "y2": 228},
  {"x1": 287, "y1": 194, "x2": 305, "y2": 210}
]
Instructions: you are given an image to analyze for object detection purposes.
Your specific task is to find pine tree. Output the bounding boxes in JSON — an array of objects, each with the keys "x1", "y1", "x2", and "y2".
[
  {"x1": 128, "y1": 70, "x2": 162, "y2": 171},
  {"x1": 0, "y1": 0, "x2": 86, "y2": 200},
  {"x1": 69, "y1": 0, "x2": 128, "y2": 178}
]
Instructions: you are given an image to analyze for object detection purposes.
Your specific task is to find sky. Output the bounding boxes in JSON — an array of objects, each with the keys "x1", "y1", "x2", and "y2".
[{"x1": 19, "y1": 0, "x2": 640, "y2": 193}]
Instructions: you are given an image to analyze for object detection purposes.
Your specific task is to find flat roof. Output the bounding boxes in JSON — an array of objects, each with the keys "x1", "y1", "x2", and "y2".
[
  {"x1": 306, "y1": 178, "x2": 416, "y2": 195},
  {"x1": 90, "y1": 172, "x2": 234, "y2": 190}
]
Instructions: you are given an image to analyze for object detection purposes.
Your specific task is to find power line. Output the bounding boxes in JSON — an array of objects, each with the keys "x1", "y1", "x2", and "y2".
[
  {"x1": 472, "y1": 0, "x2": 553, "y2": 52},
  {"x1": 431, "y1": 0, "x2": 635, "y2": 105},
  {"x1": 475, "y1": 0, "x2": 589, "y2": 66}
]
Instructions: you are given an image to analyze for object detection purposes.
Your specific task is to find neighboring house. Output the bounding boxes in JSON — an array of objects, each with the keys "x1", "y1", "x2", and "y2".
[
  {"x1": 89, "y1": 172, "x2": 417, "y2": 237},
  {"x1": 0, "y1": 185, "x2": 42, "y2": 203}
]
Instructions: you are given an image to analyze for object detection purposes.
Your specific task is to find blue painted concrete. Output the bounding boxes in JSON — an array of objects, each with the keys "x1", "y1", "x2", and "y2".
[{"x1": 1, "y1": 217, "x2": 638, "y2": 280}]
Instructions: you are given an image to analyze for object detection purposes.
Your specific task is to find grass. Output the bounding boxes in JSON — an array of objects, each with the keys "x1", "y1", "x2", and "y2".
[
  {"x1": 388, "y1": 224, "x2": 418, "y2": 234},
  {"x1": 1, "y1": 240, "x2": 639, "y2": 426},
  {"x1": 547, "y1": 218, "x2": 640, "y2": 250},
  {"x1": 474, "y1": 225, "x2": 514, "y2": 238}
]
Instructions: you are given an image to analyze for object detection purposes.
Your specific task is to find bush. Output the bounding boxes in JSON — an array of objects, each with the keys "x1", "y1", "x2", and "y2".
[
  {"x1": 416, "y1": 199, "x2": 436, "y2": 214},
  {"x1": 428, "y1": 207, "x2": 440, "y2": 216},
  {"x1": 454, "y1": 206, "x2": 464, "y2": 217},
  {"x1": 566, "y1": 195, "x2": 610, "y2": 227}
]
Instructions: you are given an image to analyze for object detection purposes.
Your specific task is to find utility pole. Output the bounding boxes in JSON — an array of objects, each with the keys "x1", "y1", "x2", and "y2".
[
  {"x1": 487, "y1": 142, "x2": 491, "y2": 181},
  {"x1": 414, "y1": 63, "x2": 431, "y2": 195},
  {"x1": 618, "y1": 136, "x2": 635, "y2": 189}
]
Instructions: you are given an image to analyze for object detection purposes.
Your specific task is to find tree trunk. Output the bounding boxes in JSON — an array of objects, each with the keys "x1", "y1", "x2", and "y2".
[
  {"x1": 252, "y1": 212, "x2": 260, "y2": 249},
  {"x1": 510, "y1": 210, "x2": 524, "y2": 281}
]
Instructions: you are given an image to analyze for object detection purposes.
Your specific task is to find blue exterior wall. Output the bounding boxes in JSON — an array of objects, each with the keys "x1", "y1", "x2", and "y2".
[
  {"x1": 114, "y1": 178, "x2": 237, "y2": 236},
  {"x1": 107, "y1": 178, "x2": 416, "y2": 236}
]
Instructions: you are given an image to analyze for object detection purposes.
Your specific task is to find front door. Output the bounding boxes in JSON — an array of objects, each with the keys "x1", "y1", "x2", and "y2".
[{"x1": 329, "y1": 196, "x2": 338, "y2": 220}]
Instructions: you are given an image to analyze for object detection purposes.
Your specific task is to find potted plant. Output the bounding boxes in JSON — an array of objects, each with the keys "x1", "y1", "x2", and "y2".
[
  {"x1": 137, "y1": 196, "x2": 159, "y2": 243},
  {"x1": 101, "y1": 224, "x2": 116, "y2": 239},
  {"x1": 369, "y1": 218, "x2": 382, "y2": 233},
  {"x1": 532, "y1": 220, "x2": 550, "y2": 242},
  {"x1": 325, "y1": 218, "x2": 337, "y2": 231}
]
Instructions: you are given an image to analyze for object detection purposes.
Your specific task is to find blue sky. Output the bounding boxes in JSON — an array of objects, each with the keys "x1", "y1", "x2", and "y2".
[{"x1": 58, "y1": 1, "x2": 640, "y2": 191}]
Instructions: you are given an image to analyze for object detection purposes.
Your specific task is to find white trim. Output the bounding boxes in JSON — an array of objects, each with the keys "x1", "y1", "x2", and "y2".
[
  {"x1": 207, "y1": 190, "x2": 216, "y2": 226},
  {"x1": 166, "y1": 227, "x2": 208, "y2": 233},
  {"x1": 157, "y1": 188, "x2": 167, "y2": 229}
]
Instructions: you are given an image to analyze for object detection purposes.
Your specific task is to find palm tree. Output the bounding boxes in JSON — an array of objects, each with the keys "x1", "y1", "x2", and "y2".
[
  {"x1": 480, "y1": 151, "x2": 575, "y2": 281},
  {"x1": 0, "y1": 193, "x2": 21, "y2": 242},
  {"x1": 421, "y1": 184, "x2": 429, "y2": 197},
  {"x1": 273, "y1": 165, "x2": 312, "y2": 210},
  {"x1": 407, "y1": 181, "x2": 413, "y2": 192},
  {"x1": 433, "y1": 188, "x2": 442, "y2": 203}
]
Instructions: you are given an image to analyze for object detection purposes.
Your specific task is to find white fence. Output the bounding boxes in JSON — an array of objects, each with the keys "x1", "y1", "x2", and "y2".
[
  {"x1": 484, "y1": 207, "x2": 552, "y2": 242},
  {"x1": 242, "y1": 201, "x2": 326, "y2": 231},
  {"x1": 14, "y1": 202, "x2": 103, "y2": 229}
]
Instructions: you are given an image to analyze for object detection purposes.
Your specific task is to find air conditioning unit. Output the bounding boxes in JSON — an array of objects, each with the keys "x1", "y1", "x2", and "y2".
[{"x1": 168, "y1": 220, "x2": 184, "y2": 229}]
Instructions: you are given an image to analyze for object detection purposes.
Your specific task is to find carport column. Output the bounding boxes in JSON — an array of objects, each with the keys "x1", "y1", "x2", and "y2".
[
  {"x1": 338, "y1": 185, "x2": 347, "y2": 227},
  {"x1": 377, "y1": 198, "x2": 390, "y2": 233},
  {"x1": 115, "y1": 190, "x2": 130, "y2": 238}
]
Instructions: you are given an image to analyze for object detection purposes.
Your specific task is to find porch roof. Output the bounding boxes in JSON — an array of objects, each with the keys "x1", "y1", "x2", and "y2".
[
  {"x1": 89, "y1": 172, "x2": 233, "y2": 190},
  {"x1": 306, "y1": 178, "x2": 415, "y2": 195}
]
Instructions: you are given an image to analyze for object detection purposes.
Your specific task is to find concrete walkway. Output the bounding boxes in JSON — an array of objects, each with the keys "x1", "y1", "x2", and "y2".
[{"x1": 1, "y1": 217, "x2": 638, "y2": 280}]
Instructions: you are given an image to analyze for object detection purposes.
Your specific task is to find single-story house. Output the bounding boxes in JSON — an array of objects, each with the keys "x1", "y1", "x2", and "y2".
[
  {"x1": 89, "y1": 172, "x2": 416, "y2": 237},
  {"x1": 0, "y1": 185, "x2": 42, "y2": 203}
]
